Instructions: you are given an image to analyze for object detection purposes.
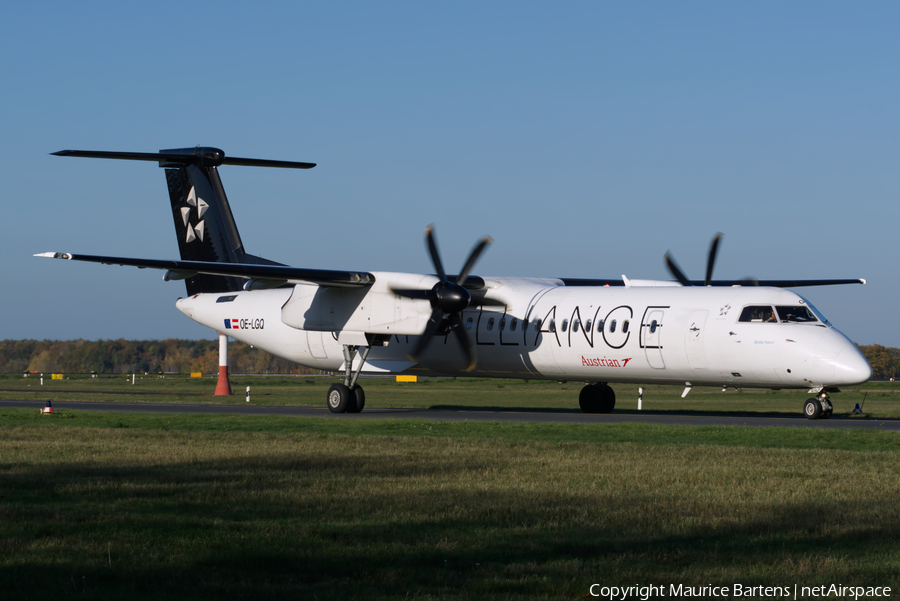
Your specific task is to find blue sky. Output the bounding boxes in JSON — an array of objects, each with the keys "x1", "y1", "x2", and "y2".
[{"x1": 2, "y1": 2, "x2": 897, "y2": 345}]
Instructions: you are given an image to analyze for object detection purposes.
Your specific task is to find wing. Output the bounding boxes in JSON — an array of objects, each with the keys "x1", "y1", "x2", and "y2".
[
  {"x1": 558, "y1": 277, "x2": 866, "y2": 288},
  {"x1": 35, "y1": 252, "x2": 374, "y2": 289}
]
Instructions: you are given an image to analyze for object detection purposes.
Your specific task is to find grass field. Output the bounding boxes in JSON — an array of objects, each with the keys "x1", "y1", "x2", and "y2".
[
  {"x1": 2, "y1": 374, "x2": 898, "y2": 418},
  {"x1": 1, "y1": 394, "x2": 899, "y2": 600}
]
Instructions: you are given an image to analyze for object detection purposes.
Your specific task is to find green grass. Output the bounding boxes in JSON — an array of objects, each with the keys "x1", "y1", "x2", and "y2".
[
  {"x1": 2, "y1": 375, "x2": 898, "y2": 418},
  {"x1": 1, "y1": 409, "x2": 899, "y2": 599}
]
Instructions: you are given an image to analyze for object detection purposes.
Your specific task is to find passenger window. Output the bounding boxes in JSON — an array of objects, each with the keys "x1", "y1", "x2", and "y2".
[
  {"x1": 610, "y1": 320, "x2": 617, "y2": 333},
  {"x1": 487, "y1": 318, "x2": 495, "y2": 331},
  {"x1": 650, "y1": 320, "x2": 657, "y2": 333},
  {"x1": 585, "y1": 320, "x2": 592, "y2": 331},
  {"x1": 510, "y1": 317, "x2": 518, "y2": 331},
  {"x1": 466, "y1": 317, "x2": 474, "y2": 330},
  {"x1": 596, "y1": 320, "x2": 604, "y2": 332},
  {"x1": 499, "y1": 317, "x2": 506, "y2": 331},
  {"x1": 535, "y1": 319, "x2": 542, "y2": 330},
  {"x1": 561, "y1": 319, "x2": 568, "y2": 332},
  {"x1": 549, "y1": 320, "x2": 556, "y2": 333},
  {"x1": 573, "y1": 320, "x2": 580, "y2": 332},
  {"x1": 739, "y1": 306, "x2": 778, "y2": 323}
]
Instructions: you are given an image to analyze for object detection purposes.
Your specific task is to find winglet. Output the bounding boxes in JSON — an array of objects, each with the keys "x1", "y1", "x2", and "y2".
[{"x1": 34, "y1": 252, "x2": 71, "y2": 259}]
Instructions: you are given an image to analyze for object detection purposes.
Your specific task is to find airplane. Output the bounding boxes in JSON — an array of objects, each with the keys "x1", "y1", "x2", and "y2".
[{"x1": 37, "y1": 147, "x2": 872, "y2": 420}]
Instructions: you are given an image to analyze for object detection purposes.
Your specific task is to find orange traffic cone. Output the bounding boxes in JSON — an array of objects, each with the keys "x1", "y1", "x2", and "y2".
[{"x1": 41, "y1": 401, "x2": 55, "y2": 415}]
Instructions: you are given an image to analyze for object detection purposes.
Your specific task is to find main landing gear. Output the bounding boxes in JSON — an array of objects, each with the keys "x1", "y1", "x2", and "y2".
[
  {"x1": 804, "y1": 392, "x2": 833, "y2": 420},
  {"x1": 328, "y1": 345, "x2": 372, "y2": 414},
  {"x1": 579, "y1": 383, "x2": 616, "y2": 414}
]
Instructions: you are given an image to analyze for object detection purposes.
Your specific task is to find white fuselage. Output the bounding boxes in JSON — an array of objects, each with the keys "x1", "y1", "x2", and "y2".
[{"x1": 175, "y1": 275, "x2": 871, "y2": 390}]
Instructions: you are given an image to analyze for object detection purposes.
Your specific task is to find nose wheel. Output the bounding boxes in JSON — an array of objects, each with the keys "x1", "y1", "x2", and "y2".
[{"x1": 804, "y1": 394, "x2": 833, "y2": 420}]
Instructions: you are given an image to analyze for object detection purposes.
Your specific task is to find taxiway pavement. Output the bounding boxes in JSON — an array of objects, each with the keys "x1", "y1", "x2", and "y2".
[{"x1": 1, "y1": 399, "x2": 897, "y2": 430}]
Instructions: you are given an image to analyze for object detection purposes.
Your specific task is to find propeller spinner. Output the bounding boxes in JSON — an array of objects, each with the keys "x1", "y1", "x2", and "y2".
[{"x1": 391, "y1": 225, "x2": 493, "y2": 371}]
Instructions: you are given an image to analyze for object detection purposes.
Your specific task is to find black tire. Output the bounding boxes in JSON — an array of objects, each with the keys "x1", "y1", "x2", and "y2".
[
  {"x1": 327, "y1": 383, "x2": 352, "y2": 413},
  {"x1": 598, "y1": 384, "x2": 616, "y2": 414},
  {"x1": 804, "y1": 398, "x2": 821, "y2": 420},
  {"x1": 579, "y1": 384, "x2": 602, "y2": 413},
  {"x1": 346, "y1": 385, "x2": 366, "y2": 413}
]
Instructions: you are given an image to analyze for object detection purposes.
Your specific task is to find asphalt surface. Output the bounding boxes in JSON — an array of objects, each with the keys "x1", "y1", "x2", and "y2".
[{"x1": 2, "y1": 399, "x2": 898, "y2": 430}]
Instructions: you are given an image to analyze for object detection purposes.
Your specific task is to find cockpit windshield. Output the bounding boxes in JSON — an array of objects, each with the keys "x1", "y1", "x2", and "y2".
[
  {"x1": 775, "y1": 306, "x2": 818, "y2": 323},
  {"x1": 798, "y1": 296, "x2": 831, "y2": 326},
  {"x1": 738, "y1": 306, "x2": 778, "y2": 323},
  {"x1": 738, "y1": 304, "x2": 821, "y2": 324}
]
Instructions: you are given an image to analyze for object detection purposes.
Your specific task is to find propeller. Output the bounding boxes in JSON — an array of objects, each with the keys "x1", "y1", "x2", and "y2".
[
  {"x1": 664, "y1": 233, "x2": 722, "y2": 286},
  {"x1": 391, "y1": 225, "x2": 493, "y2": 371}
]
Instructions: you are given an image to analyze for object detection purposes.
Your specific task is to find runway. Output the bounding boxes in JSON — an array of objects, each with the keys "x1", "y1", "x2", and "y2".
[{"x1": 2, "y1": 399, "x2": 898, "y2": 430}]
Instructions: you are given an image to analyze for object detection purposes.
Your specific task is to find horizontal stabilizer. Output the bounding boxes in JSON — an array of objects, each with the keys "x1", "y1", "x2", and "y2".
[
  {"x1": 52, "y1": 148, "x2": 315, "y2": 169},
  {"x1": 35, "y1": 252, "x2": 374, "y2": 288}
]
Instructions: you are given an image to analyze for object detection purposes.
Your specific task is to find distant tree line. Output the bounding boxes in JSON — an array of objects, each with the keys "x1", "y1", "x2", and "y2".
[
  {"x1": 857, "y1": 344, "x2": 900, "y2": 380},
  {"x1": 1, "y1": 339, "x2": 898, "y2": 379},
  {"x1": 0, "y1": 339, "x2": 317, "y2": 375}
]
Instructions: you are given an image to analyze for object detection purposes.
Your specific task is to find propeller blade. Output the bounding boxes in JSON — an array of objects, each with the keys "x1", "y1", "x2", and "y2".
[
  {"x1": 390, "y1": 287, "x2": 434, "y2": 301},
  {"x1": 705, "y1": 233, "x2": 722, "y2": 286},
  {"x1": 664, "y1": 252, "x2": 692, "y2": 286},
  {"x1": 449, "y1": 312, "x2": 477, "y2": 371},
  {"x1": 456, "y1": 236, "x2": 493, "y2": 288},
  {"x1": 408, "y1": 307, "x2": 445, "y2": 361},
  {"x1": 424, "y1": 225, "x2": 447, "y2": 283}
]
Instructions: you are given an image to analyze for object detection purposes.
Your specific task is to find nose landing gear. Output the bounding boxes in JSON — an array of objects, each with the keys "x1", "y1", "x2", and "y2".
[{"x1": 804, "y1": 392, "x2": 833, "y2": 420}]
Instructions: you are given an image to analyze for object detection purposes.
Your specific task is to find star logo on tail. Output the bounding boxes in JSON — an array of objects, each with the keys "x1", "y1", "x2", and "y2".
[{"x1": 182, "y1": 186, "x2": 208, "y2": 243}]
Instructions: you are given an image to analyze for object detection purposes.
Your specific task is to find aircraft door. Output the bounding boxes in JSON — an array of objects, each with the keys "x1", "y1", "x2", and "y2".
[
  {"x1": 640, "y1": 308, "x2": 666, "y2": 369},
  {"x1": 685, "y1": 310, "x2": 708, "y2": 369}
]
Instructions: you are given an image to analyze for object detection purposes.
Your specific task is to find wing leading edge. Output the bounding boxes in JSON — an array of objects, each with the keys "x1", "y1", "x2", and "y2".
[
  {"x1": 35, "y1": 252, "x2": 374, "y2": 289},
  {"x1": 559, "y1": 277, "x2": 866, "y2": 288}
]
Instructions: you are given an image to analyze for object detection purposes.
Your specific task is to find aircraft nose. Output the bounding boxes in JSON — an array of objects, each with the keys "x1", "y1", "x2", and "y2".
[
  {"x1": 834, "y1": 344, "x2": 873, "y2": 385},
  {"x1": 812, "y1": 330, "x2": 872, "y2": 385}
]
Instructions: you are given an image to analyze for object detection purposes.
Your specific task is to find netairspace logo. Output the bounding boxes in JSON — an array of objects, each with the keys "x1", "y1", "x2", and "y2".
[{"x1": 588, "y1": 583, "x2": 892, "y2": 600}]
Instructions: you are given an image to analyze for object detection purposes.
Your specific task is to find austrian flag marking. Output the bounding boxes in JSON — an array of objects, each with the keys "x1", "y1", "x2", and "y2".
[{"x1": 582, "y1": 356, "x2": 632, "y2": 368}]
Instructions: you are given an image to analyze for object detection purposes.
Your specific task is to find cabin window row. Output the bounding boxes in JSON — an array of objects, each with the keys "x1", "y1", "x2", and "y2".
[{"x1": 465, "y1": 316, "x2": 631, "y2": 334}]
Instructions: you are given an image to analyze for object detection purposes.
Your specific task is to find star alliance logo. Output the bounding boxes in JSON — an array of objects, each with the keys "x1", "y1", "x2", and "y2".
[{"x1": 181, "y1": 186, "x2": 208, "y2": 243}]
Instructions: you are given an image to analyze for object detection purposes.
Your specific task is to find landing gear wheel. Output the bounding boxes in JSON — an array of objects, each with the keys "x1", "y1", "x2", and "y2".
[
  {"x1": 804, "y1": 398, "x2": 821, "y2": 420},
  {"x1": 579, "y1": 384, "x2": 616, "y2": 414},
  {"x1": 599, "y1": 385, "x2": 616, "y2": 414},
  {"x1": 579, "y1": 384, "x2": 603, "y2": 413},
  {"x1": 327, "y1": 383, "x2": 353, "y2": 413},
  {"x1": 347, "y1": 386, "x2": 366, "y2": 414}
]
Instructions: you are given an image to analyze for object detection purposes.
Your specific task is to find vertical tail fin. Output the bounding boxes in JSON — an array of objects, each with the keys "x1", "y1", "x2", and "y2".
[
  {"x1": 161, "y1": 148, "x2": 250, "y2": 294},
  {"x1": 51, "y1": 147, "x2": 315, "y2": 295}
]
